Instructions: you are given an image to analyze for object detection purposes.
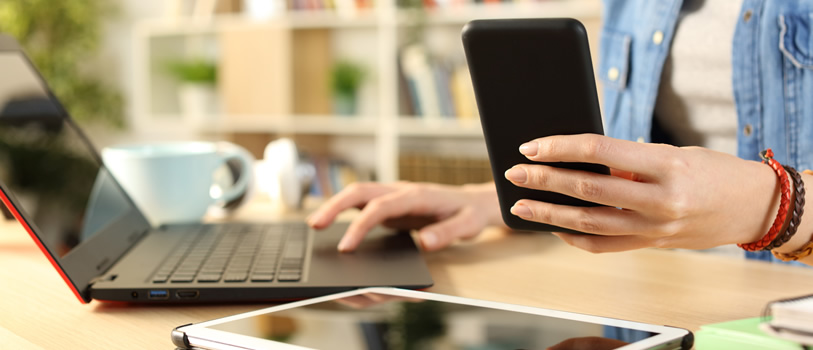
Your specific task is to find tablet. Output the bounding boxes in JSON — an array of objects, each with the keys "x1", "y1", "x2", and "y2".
[
  {"x1": 172, "y1": 287, "x2": 693, "y2": 349},
  {"x1": 462, "y1": 18, "x2": 611, "y2": 233}
]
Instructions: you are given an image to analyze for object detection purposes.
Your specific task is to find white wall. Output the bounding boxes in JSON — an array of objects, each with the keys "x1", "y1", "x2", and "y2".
[{"x1": 90, "y1": 1, "x2": 167, "y2": 148}]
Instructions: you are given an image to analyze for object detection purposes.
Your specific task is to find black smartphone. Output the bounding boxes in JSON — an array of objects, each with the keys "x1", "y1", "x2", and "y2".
[{"x1": 462, "y1": 18, "x2": 610, "y2": 233}]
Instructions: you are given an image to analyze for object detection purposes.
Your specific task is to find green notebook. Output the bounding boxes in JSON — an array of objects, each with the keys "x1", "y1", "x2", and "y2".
[{"x1": 695, "y1": 317, "x2": 804, "y2": 350}]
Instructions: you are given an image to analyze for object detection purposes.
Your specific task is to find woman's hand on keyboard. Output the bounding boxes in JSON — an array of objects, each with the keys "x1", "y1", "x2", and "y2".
[{"x1": 307, "y1": 182, "x2": 504, "y2": 252}]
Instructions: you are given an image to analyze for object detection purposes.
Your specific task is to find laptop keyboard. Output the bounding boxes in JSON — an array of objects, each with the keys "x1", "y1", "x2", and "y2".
[{"x1": 150, "y1": 223, "x2": 307, "y2": 284}]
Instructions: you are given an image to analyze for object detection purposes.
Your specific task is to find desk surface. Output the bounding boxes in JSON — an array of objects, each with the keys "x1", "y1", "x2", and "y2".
[{"x1": 3, "y1": 199, "x2": 813, "y2": 349}]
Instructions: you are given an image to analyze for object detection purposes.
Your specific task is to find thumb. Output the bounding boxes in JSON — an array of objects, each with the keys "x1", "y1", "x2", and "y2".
[{"x1": 417, "y1": 207, "x2": 484, "y2": 251}]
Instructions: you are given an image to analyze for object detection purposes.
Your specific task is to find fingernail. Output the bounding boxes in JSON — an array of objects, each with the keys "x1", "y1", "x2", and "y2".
[
  {"x1": 511, "y1": 204, "x2": 533, "y2": 219},
  {"x1": 337, "y1": 239, "x2": 351, "y2": 252},
  {"x1": 420, "y1": 231, "x2": 438, "y2": 250},
  {"x1": 519, "y1": 142, "x2": 538, "y2": 156},
  {"x1": 308, "y1": 213, "x2": 323, "y2": 227},
  {"x1": 504, "y1": 167, "x2": 527, "y2": 183}
]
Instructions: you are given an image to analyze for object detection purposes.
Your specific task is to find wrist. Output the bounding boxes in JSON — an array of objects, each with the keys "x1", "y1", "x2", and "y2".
[
  {"x1": 733, "y1": 160, "x2": 783, "y2": 246},
  {"x1": 772, "y1": 172, "x2": 813, "y2": 254},
  {"x1": 462, "y1": 182, "x2": 505, "y2": 228}
]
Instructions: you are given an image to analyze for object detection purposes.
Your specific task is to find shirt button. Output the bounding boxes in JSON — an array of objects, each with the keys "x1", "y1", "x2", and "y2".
[
  {"x1": 743, "y1": 10, "x2": 753, "y2": 22},
  {"x1": 743, "y1": 124, "x2": 753, "y2": 136},
  {"x1": 608, "y1": 67, "x2": 620, "y2": 81},
  {"x1": 637, "y1": 136, "x2": 645, "y2": 143},
  {"x1": 652, "y1": 31, "x2": 664, "y2": 45}
]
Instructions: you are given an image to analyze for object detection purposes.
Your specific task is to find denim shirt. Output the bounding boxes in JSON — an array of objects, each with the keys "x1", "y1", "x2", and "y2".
[{"x1": 600, "y1": 0, "x2": 813, "y2": 263}]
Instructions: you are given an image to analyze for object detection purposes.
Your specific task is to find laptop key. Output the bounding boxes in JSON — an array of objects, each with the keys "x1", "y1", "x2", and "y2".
[
  {"x1": 277, "y1": 273, "x2": 301, "y2": 282},
  {"x1": 170, "y1": 274, "x2": 195, "y2": 283},
  {"x1": 152, "y1": 274, "x2": 169, "y2": 283},
  {"x1": 224, "y1": 273, "x2": 247, "y2": 282},
  {"x1": 250, "y1": 273, "x2": 274, "y2": 282},
  {"x1": 197, "y1": 274, "x2": 222, "y2": 282}
]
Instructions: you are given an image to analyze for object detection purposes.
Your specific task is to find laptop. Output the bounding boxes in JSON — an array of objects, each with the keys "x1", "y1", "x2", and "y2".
[{"x1": 0, "y1": 34, "x2": 433, "y2": 304}]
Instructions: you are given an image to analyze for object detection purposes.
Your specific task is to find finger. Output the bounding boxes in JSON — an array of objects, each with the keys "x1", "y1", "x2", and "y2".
[
  {"x1": 504, "y1": 164, "x2": 657, "y2": 210},
  {"x1": 520, "y1": 134, "x2": 675, "y2": 178},
  {"x1": 308, "y1": 183, "x2": 395, "y2": 229},
  {"x1": 552, "y1": 232, "x2": 653, "y2": 253},
  {"x1": 510, "y1": 200, "x2": 654, "y2": 236},
  {"x1": 609, "y1": 168, "x2": 643, "y2": 182},
  {"x1": 337, "y1": 189, "x2": 436, "y2": 252},
  {"x1": 416, "y1": 207, "x2": 485, "y2": 251}
]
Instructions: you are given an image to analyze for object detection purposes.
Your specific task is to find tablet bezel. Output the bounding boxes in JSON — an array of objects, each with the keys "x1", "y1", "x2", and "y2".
[{"x1": 173, "y1": 287, "x2": 691, "y2": 350}]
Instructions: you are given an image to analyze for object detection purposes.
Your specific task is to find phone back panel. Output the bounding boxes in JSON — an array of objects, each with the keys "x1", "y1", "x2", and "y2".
[{"x1": 462, "y1": 18, "x2": 610, "y2": 233}]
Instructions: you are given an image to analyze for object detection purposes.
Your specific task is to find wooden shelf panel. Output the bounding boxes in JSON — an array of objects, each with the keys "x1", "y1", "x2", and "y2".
[
  {"x1": 140, "y1": 114, "x2": 487, "y2": 137},
  {"x1": 135, "y1": 0, "x2": 601, "y2": 36},
  {"x1": 188, "y1": 114, "x2": 380, "y2": 135},
  {"x1": 398, "y1": 117, "x2": 483, "y2": 137},
  {"x1": 400, "y1": 0, "x2": 602, "y2": 25}
]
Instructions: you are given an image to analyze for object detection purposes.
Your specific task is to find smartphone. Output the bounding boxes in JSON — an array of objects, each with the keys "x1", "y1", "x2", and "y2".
[{"x1": 462, "y1": 18, "x2": 610, "y2": 233}]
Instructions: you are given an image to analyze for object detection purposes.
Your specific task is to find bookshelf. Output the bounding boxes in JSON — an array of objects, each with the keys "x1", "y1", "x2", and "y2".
[{"x1": 130, "y1": 0, "x2": 601, "y2": 188}]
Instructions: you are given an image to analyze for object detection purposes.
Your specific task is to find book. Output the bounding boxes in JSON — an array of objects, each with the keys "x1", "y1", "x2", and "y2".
[
  {"x1": 449, "y1": 65, "x2": 478, "y2": 119},
  {"x1": 695, "y1": 317, "x2": 804, "y2": 350},
  {"x1": 400, "y1": 45, "x2": 442, "y2": 118},
  {"x1": 762, "y1": 293, "x2": 813, "y2": 344}
]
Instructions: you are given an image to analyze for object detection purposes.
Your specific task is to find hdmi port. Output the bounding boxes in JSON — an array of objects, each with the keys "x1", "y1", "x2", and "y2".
[{"x1": 176, "y1": 290, "x2": 200, "y2": 299}]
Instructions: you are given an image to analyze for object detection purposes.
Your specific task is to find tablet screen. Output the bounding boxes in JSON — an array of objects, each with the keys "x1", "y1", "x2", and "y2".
[{"x1": 205, "y1": 292, "x2": 658, "y2": 349}]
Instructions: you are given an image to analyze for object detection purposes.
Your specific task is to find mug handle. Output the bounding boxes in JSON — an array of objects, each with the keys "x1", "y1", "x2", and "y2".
[{"x1": 213, "y1": 142, "x2": 254, "y2": 204}]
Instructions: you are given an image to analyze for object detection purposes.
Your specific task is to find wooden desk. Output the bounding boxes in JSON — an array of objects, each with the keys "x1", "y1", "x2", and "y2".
[{"x1": 3, "y1": 201, "x2": 813, "y2": 349}]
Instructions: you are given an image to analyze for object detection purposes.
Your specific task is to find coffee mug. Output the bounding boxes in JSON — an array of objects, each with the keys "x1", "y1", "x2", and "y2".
[{"x1": 101, "y1": 141, "x2": 254, "y2": 225}]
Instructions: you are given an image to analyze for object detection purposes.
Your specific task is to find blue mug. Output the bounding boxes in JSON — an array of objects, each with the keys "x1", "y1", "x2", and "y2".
[{"x1": 102, "y1": 141, "x2": 254, "y2": 225}]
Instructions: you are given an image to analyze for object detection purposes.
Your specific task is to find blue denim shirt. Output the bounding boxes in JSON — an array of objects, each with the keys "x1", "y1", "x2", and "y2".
[{"x1": 600, "y1": 0, "x2": 813, "y2": 263}]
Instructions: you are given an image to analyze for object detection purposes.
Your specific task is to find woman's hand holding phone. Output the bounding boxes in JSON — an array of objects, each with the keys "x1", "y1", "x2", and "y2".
[{"x1": 504, "y1": 133, "x2": 779, "y2": 252}]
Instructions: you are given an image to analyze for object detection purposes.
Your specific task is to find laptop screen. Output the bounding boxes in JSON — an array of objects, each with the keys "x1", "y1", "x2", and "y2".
[{"x1": 0, "y1": 49, "x2": 151, "y2": 298}]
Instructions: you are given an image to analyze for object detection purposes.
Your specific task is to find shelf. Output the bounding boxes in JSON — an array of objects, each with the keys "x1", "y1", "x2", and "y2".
[
  {"x1": 180, "y1": 114, "x2": 381, "y2": 135},
  {"x1": 285, "y1": 10, "x2": 379, "y2": 28},
  {"x1": 398, "y1": 0, "x2": 602, "y2": 25},
  {"x1": 135, "y1": 11, "x2": 381, "y2": 37},
  {"x1": 398, "y1": 117, "x2": 483, "y2": 137},
  {"x1": 132, "y1": 0, "x2": 602, "y2": 182},
  {"x1": 140, "y1": 114, "x2": 486, "y2": 137},
  {"x1": 135, "y1": 0, "x2": 600, "y2": 37}
]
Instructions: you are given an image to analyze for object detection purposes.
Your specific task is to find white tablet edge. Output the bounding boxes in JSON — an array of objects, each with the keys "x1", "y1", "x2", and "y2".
[{"x1": 173, "y1": 287, "x2": 692, "y2": 350}]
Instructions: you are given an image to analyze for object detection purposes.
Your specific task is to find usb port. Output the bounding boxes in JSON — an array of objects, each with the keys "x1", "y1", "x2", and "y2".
[
  {"x1": 176, "y1": 290, "x2": 200, "y2": 299},
  {"x1": 148, "y1": 290, "x2": 169, "y2": 300}
]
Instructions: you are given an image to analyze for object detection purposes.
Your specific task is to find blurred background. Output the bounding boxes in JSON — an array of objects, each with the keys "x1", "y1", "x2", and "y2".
[{"x1": 0, "y1": 0, "x2": 600, "y2": 199}]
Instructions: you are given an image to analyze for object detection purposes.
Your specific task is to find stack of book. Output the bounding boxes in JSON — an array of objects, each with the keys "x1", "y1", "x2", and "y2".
[
  {"x1": 397, "y1": 0, "x2": 567, "y2": 10},
  {"x1": 399, "y1": 153, "x2": 492, "y2": 185},
  {"x1": 761, "y1": 294, "x2": 813, "y2": 345},
  {"x1": 286, "y1": 0, "x2": 375, "y2": 14},
  {"x1": 398, "y1": 44, "x2": 479, "y2": 120},
  {"x1": 308, "y1": 156, "x2": 370, "y2": 197}
]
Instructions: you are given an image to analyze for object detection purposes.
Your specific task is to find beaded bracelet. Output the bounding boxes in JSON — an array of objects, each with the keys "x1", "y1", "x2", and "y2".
[
  {"x1": 772, "y1": 169, "x2": 813, "y2": 261},
  {"x1": 738, "y1": 149, "x2": 792, "y2": 252},
  {"x1": 764, "y1": 166, "x2": 805, "y2": 251}
]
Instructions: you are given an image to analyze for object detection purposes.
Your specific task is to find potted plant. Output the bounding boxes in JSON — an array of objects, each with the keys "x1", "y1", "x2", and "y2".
[
  {"x1": 0, "y1": 0, "x2": 124, "y2": 128},
  {"x1": 330, "y1": 60, "x2": 366, "y2": 116},
  {"x1": 166, "y1": 59, "x2": 219, "y2": 122}
]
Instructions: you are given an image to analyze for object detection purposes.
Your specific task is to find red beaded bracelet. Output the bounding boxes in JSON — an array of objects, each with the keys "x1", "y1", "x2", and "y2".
[{"x1": 738, "y1": 149, "x2": 793, "y2": 252}]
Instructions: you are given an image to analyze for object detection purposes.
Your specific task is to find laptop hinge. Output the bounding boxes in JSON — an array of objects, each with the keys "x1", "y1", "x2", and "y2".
[{"x1": 88, "y1": 273, "x2": 117, "y2": 286}]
